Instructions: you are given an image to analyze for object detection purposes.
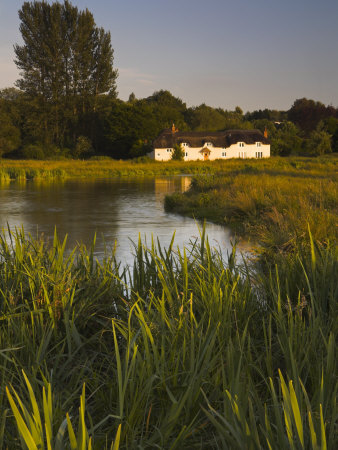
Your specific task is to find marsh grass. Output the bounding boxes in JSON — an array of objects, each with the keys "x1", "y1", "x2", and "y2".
[
  {"x1": 165, "y1": 157, "x2": 337, "y2": 253},
  {"x1": 0, "y1": 155, "x2": 337, "y2": 180},
  {"x1": 0, "y1": 227, "x2": 336, "y2": 448}
]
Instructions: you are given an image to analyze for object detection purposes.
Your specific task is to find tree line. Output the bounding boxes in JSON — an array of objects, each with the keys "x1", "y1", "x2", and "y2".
[{"x1": 0, "y1": 1, "x2": 337, "y2": 160}]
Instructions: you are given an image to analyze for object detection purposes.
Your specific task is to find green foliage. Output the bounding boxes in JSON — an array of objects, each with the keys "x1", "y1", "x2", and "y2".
[
  {"x1": 305, "y1": 130, "x2": 332, "y2": 156},
  {"x1": 0, "y1": 113, "x2": 21, "y2": 157},
  {"x1": 0, "y1": 91, "x2": 22, "y2": 157},
  {"x1": 245, "y1": 108, "x2": 287, "y2": 122},
  {"x1": 165, "y1": 156, "x2": 338, "y2": 252},
  {"x1": 185, "y1": 104, "x2": 250, "y2": 131},
  {"x1": 270, "y1": 122, "x2": 303, "y2": 155},
  {"x1": 21, "y1": 144, "x2": 45, "y2": 160},
  {"x1": 0, "y1": 226, "x2": 336, "y2": 448},
  {"x1": 171, "y1": 144, "x2": 185, "y2": 161},
  {"x1": 288, "y1": 98, "x2": 336, "y2": 133},
  {"x1": 129, "y1": 139, "x2": 152, "y2": 158},
  {"x1": 74, "y1": 136, "x2": 94, "y2": 159},
  {"x1": 7, "y1": 372, "x2": 122, "y2": 449},
  {"x1": 14, "y1": 0, "x2": 117, "y2": 150}
]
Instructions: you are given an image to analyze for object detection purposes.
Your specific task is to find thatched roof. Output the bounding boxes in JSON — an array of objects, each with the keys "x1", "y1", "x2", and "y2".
[{"x1": 153, "y1": 129, "x2": 269, "y2": 149}]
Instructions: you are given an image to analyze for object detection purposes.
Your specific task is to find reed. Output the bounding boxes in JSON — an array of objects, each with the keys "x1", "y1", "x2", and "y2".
[{"x1": 0, "y1": 227, "x2": 336, "y2": 448}]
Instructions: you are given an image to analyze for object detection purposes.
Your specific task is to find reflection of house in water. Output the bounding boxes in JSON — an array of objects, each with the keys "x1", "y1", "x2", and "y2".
[{"x1": 154, "y1": 177, "x2": 191, "y2": 201}]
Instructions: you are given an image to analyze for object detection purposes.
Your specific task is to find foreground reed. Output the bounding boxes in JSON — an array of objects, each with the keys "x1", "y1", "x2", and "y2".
[{"x1": 0, "y1": 228, "x2": 337, "y2": 448}]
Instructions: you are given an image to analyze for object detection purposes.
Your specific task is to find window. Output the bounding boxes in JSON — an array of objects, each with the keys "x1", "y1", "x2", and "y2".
[
  {"x1": 205, "y1": 142, "x2": 213, "y2": 147},
  {"x1": 239, "y1": 152, "x2": 246, "y2": 158},
  {"x1": 167, "y1": 148, "x2": 172, "y2": 152},
  {"x1": 157, "y1": 153, "x2": 160, "y2": 156},
  {"x1": 222, "y1": 152, "x2": 226, "y2": 157},
  {"x1": 255, "y1": 151, "x2": 263, "y2": 158},
  {"x1": 256, "y1": 142, "x2": 261, "y2": 147},
  {"x1": 181, "y1": 142, "x2": 189, "y2": 147},
  {"x1": 185, "y1": 152, "x2": 188, "y2": 157},
  {"x1": 239, "y1": 142, "x2": 245, "y2": 148}
]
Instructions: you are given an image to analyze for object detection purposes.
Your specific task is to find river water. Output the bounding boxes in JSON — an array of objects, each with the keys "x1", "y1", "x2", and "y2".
[{"x1": 0, "y1": 176, "x2": 237, "y2": 267}]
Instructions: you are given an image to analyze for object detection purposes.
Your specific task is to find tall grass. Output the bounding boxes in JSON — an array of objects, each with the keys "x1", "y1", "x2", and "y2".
[
  {"x1": 1, "y1": 155, "x2": 337, "y2": 180},
  {"x1": 0, "y1": 227, "x2": 336, "y2": 448},
  {"x1": 165, "y1": 159, "x2": 337, "y2": 253}
]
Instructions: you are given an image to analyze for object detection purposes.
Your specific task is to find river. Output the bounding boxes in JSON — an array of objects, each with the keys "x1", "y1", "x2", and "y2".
[{"x1": 0, "y1": 176, "x2": 238, "y2": 267}]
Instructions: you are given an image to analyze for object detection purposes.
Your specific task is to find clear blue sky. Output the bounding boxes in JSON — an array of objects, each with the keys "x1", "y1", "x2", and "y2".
[{"x1": 1, "y1": 0, "x2": 337, "y2": 112}]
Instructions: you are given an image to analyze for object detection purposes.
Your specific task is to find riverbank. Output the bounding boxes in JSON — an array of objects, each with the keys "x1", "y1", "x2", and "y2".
[
  {"x1": 165, "y1": 155, "x2": 338, "y2": 253},
  {"x1": 0, "y1": 158, "x2": 240, "y2": 181},
  {"x1": 0, "y1": 155, "x2": 337, "y2": 181},
  {"x1": 1, "y1": 228, "x2": 336, "y2": 448}
]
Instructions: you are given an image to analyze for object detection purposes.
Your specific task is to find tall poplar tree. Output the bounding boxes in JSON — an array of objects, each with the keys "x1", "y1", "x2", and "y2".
[{"x1": 14, "y1": 0, "x2": 117, "y2": 149}]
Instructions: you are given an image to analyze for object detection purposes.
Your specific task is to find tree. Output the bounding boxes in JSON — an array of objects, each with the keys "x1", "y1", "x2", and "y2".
[
  {"x1": 145, "y1": 90, "x2": 188, "y2": 131},
  {"x1": 0, "y1": 89, "x2": 22, "y2": 157},
  {"x1": 320, "y1": 117, "x2": 338, "y2": 153},
  {"x1": 288, "y1": 98, "x2": 337, "y2": 133},
  {"x1": 14, "y1": 1, "x2": 117, "y2": 148},
  {"x1": 305, "y1": 130, "x2": 332, "y2": 156},
  {"x1": 74, "y1": 136, "x2": 93, "y2": 158},
  {"x1": 128, "y1": 92, "x2": 136, "y2": 103},
  {"x1": 0, "y1": 111, "x2": 21, "y2": 157},
  {"x1": 171, "y1": 144, "x2": 185, "y2": 161}
]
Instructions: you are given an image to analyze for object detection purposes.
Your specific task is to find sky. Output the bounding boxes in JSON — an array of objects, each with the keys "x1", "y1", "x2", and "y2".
[{"x1": 0, "y1": 0, "x2": 337, "y2": 112}]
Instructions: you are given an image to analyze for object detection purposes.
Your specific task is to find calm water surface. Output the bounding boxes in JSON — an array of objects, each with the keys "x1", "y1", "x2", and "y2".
[{"x1": 0, "y1": 176, "x2": 237, "y2": 266}]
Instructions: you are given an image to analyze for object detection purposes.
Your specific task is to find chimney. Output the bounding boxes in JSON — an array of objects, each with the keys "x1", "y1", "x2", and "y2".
[{"x1": 264, "y1": 127, "x2": 268, "y2": 139}]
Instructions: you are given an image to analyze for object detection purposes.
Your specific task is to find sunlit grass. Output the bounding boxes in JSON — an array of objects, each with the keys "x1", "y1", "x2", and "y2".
[
  {"x1": 165, "y1": 158, "x2": 338, "y2": 252},
  {"x1": 0, "y1": 155, "x2": 337, "y2": 180}
]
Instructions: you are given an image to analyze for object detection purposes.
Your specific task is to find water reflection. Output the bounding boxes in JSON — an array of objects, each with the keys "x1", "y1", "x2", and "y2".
[{"x1": 0, "y1": 176, "x2": 238, "y2": 267}]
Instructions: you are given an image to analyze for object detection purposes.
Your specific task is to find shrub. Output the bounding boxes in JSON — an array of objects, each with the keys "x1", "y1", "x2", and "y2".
[
  {"x1": 171, "y1": 144, "x2": 185, "y2": 161},
  {"x1": 130, "y1": 155, "x2": 153, "y2": 163},
  {"x1": 21, "y1": 143, "x2": 45, "y2": 159},
  {"x1": 73, "y1": 136, "x2": 93, "y2": 158}
]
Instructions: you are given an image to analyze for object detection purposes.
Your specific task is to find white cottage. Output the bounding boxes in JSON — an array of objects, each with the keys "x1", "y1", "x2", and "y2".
[{"x1": 149, "y1": 125, "x2": 270, "y2": 161}]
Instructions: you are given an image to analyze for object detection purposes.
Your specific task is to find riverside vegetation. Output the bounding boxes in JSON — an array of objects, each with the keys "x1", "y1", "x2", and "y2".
[
  {"x1": 0, "y1": 158, "x2": 245, "y2": 181},
  {"x1": 0, "y1": 225, "x2": 337, "y2": 447},
  {"x1": 165, "y1": 155, "x2": 337, "y2": 255},
  {"x1": 0, "y1": 156, "x2": 337, "y2": 448},
  {"x1": 0, "y1": 154, "x2": 337, "y2": 181}
]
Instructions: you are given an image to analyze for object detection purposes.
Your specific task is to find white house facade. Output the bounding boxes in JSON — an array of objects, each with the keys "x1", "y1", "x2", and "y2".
[{"x1": 149, "y1": 127, "x2": 270, "y2": 161}]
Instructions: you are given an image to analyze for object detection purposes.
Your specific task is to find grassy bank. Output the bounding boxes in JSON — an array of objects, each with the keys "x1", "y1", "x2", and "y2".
[
  {"x1": 0, "y1": 159, "x2": 235, "y2": 180},
  {"x1": 165, "y1": 156, "x2": 338, "y2": 253},
  {"x1": 0, "y1": 228, "x2": 337, "y2": 448},
  {"x1": 0, "y1": 155, "x2": 337, "y2": 180}
]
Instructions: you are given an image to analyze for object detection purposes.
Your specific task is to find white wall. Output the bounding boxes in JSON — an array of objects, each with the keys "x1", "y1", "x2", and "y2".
[{"x1": 151, "y1": 142, "x2": 270, "y2": 161}]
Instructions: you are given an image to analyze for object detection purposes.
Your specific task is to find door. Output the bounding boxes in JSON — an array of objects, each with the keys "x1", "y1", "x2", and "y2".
[{"x1": 204, "y1": 152, "x2": 209, "y2": 161}]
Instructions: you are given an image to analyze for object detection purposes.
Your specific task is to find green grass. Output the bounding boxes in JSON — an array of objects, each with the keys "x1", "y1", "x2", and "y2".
[
  {"x1": 1, "y1": 155, "x2": 337, "y2": 180},
  {"x1": 165, "y1": 156, "x2": 338, "y2": 253},
  {"x1": 0, "y1": 227, "x2": 337, "y2": 448}
]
